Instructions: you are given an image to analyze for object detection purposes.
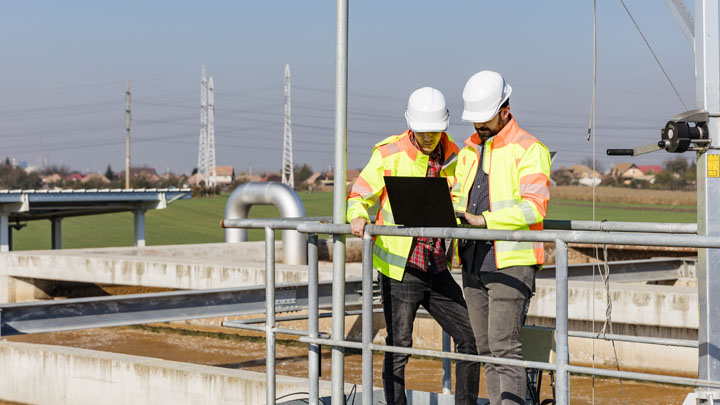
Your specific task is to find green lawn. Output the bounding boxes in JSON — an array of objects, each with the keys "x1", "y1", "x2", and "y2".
[{"x1": 9, "y1": 192, "x2": 696, "y2": 251}]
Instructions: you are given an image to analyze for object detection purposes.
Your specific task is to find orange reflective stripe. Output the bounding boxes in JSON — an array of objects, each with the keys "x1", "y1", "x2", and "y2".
[
  {"x1": 378, "y1": 142, "x2": 401, "y2": 158},
  {"x1": 514, "y1": 133, "x2": 536, "y2": 150},
  {"x1": 348, "y1": 175, "x2": 373, "y2": 199},
  {"x1": 533, "y1": 242, "x2": 544, "y2": 265},
  {"x1": 384, "y1": 169, "x2": 392, "y2": 176},
  {"x1": 520, "y1": 172, "x2": 549, "y2": 186}
]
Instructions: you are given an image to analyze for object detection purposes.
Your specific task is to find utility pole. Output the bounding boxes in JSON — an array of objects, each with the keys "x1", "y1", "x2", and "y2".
[
  {"x1": 197, "y1": 66, "x2": 208, "y2": 185},
  {"x1": 125, "y1": 80, "x2": 131, "y2": 189},
  {"x1": 207, "y1": 76, "x2": 217, "y2": 186},
  {"x1": 281, "y1": 64, "x2": 294, "y2": 188}
]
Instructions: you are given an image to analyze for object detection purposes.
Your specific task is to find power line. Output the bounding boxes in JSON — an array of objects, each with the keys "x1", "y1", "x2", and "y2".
[{"x1": 618, "y1": 0, "x2": 688, "y2": 110}]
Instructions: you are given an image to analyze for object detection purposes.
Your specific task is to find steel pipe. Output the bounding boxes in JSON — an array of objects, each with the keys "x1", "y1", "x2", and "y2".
[
  {"x1": 265, "y1": 227, "x2": 276, "y2": 405},
  {"x1": 442, "y1": 331, "x2": 451, "y2": 395},
  {"x1": 224, "y1": 182, "x2": 307, "y2": 265},
  {"x1": 222, "y1": 217, "x2": 332, "y2": 230},
  {"x1": 361, "y1": 230, "x2": 374, "y2": 405},
  {"x1": 544, "y1": 219, "x2": 697, "y2": 234},
  {"x1": 308, "y1": 234, "x2": 320, "y2": 405},
  {"x1": 555, "y1": 239, "x2": 570, "y2": 405}
]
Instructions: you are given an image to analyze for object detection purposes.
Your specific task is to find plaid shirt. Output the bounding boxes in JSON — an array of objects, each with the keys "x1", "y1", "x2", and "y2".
[{"x1": 404, "y1": 133, "x2": 448, "y2": 274}]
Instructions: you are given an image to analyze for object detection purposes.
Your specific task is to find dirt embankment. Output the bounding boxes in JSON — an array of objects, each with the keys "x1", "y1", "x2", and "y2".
[{"x1": 551, "y1": 186, "x2": 696, "y2": 206}]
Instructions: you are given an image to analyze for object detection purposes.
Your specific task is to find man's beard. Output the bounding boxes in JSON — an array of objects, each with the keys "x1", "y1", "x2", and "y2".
[{"x1": 476, "y1": 127, "x2": 495, "y2": 141}]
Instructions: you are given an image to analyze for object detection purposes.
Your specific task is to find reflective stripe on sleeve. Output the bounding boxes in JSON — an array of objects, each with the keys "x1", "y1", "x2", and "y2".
[{"x1": 519, "y1": 201, "x2": 538, "y2": 225}]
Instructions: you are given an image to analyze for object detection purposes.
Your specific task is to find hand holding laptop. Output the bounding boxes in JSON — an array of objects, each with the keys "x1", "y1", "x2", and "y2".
[{"x1": 459, "y1": 212, "x2": 486, "y2": 227}]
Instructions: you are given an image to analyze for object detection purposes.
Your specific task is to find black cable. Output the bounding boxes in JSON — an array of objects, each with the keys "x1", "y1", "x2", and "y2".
[
  {"x1": 618, "y1": 0, "x2": 688, "y2": 110},
  {"x1": 275, "y1": 391, "x2": 310, "y2": 402}
]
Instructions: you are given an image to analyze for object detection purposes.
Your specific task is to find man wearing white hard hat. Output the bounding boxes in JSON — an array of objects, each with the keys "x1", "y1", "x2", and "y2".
[
  {"x1": 452, "y1": 71, "x2": 551, "y2": 404},
  {"x1": 348, "y1": 87, "x2": 480, "y2": 405}
]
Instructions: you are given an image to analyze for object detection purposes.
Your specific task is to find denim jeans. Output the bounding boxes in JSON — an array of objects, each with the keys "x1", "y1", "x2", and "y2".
[
  {"x1": 463, "y1": 266, "x2": 535, "y2": 405},
  {"x1": 380, "y1": 268, "x2": 480, "y2": 405}
]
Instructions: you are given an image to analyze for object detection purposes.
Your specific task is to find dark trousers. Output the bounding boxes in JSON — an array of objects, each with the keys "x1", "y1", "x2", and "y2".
[
  {"x1": 380, "y1": 268, "x2": 480, "y2": 405},
  {"x1": 463, "y1": 266, "x2": 535, "y2": 405}
]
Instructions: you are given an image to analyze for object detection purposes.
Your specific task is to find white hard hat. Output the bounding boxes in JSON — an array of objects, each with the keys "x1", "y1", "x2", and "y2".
[
  {"x1": 461, "y1": 71, "x2": 512, "y2": 123},
  {"x1": 405, "y1": 87, "x2": 449, "y2": 132}
]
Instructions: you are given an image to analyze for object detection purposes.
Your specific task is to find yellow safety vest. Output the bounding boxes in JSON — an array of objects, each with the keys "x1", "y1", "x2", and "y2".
[
  {"x1": 452, "y1": 117, "x2": 551, "y2": 269},
  {"x1": 347, "y1": 130, "x2": 459, "y2": 281}
]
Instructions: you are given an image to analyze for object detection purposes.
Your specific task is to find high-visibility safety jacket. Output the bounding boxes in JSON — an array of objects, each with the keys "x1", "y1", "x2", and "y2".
[
  {"x1": 451, "y1": 116, "x2": 551, "y2": 269},
  {"x1": 347, "y1": 130, "x2": 459, "y2": 281}
]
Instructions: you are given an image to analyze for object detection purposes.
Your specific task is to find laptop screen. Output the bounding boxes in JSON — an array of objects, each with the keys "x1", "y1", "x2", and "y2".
[{"x1": 383, "y1": 176, "x2": 457, "y2": 227}]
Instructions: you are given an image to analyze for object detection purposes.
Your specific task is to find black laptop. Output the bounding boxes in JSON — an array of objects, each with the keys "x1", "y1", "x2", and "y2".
[{"x1": 383, "y1": 176, "x2": 458, "y2": 227}]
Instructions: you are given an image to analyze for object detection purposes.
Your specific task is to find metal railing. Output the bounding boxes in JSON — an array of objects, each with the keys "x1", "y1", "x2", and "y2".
[{"x1": 221, "y1": 217, "x2": 720, "y2": 405}]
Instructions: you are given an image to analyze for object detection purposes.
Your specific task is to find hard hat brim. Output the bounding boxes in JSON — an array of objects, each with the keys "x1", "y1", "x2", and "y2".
[
  {"x1": 461, "y1": 108, "x2": 499, "y2": 123},
  {"x1": 407, "y1": 120, "x2": 449, "y2": 132},
  {"x1": 405, "y1": 111, "x2": 449, "y2": 132}
]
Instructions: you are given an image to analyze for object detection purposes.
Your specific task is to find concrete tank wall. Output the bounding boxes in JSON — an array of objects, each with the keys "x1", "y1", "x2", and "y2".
[{"x1": 0, "y1": 341, "x2": 344, "y2": 405}]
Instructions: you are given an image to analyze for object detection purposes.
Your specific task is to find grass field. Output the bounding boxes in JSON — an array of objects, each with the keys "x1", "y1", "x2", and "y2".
[{"x1": 9, "y1": 188, "x2": 696, "y2": 251}]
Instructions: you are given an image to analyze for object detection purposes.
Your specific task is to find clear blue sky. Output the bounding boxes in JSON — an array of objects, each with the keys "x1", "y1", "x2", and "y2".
[{"x1": 0, "y1": 1, "x2": 705, "y2": 175}]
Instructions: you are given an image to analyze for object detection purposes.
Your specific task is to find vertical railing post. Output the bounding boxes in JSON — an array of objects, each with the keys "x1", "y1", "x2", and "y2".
[
  {"x1": 362, "y1": 230, "x2": 374, "y2": 404},
  {"x1": 332, "y1": 0, "x2": 349, "y2": 401},
  {"x1": 442, "y1": 331, "x2": 452, "y2": 395},
  {"x1": 308, "y1": 234, "x2": 320, "y2": 405},
  {"x1": 265, "y1": 226, "x2": 276, "y2": 405},
  {"x1": 555, "y1": 239, "x2": 570, "y2": 404}
]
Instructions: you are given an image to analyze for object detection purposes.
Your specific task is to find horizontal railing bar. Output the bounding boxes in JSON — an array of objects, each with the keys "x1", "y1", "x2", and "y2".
[
  {"x1": 568, "y1": 330, "x2": 698, "y2": 348},
  {"x1": 566, "y1": 364, "x2": 720, "y2": 389},
  {"x1": 544, "y1": 220, "x2": 697, "y2": 234},
  {"x1": 300, "y1": 336, "x2": 716, "y2": 389},
  {"x1": 222, "y1": 321, "x2": 331, "y2": 339},
  {"x1": 299, "y1": 336, "x2": 364, "y2": 350},
  {"x1": 221, "y1": 217, "x2": 333, "y2": 230},
  {"x1": 223, "y1": 217, "x2": 697, "y2": 234},
  {"x1": 298, "y1": 336, "x2": 556, "y2": 371},
  {"x1": 539, "y1": 257, "x2": 696, "y2": 282},
  {"x1": 369, "y1": 343, "x2": 556, "y2": 371},
  {"x1": 0, "y1": 279, "x2": 363, "y2": 336},
  {"x1": 296, "y1": 223, "x2": 720, "y2": 248},
  {"x1": 235, "y1": 308, "x2": 383, "y2": 324}
]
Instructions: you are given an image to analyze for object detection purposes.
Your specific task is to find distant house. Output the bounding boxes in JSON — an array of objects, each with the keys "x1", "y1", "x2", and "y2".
[
  {"x1": 210, "y1": 166, "x2": 235, "y2": 185},
  {"x1": 186, "y1": 173, "x2": 201, "y2": 186},
  {"x1": 637, "y1": 165, "x2": 663, "y2": 174},
  {"x1": 305, "y1": 172, "x2": 324, "y2": 185},
  {"x1": 41, "y1": 174, "x2": 63, "y2": 184},
  {"x1": 261, "y1": 173, "x2": 282, "y2": 182},
  {"x1": 569, "y1": 165, "x2": 601, "y2": 179},
  {"x1": 346, "y1": 169, "x2": 361, "y2": 186},
  {"x1": 66, "y1": 173, "x2": 85, "y2": 182},
  {"x1": 610, "y1": 163, "x2": 644, "y2": 179},
  {"x1": 81, "y1": 173, "x2": 110, "y2": 185}
]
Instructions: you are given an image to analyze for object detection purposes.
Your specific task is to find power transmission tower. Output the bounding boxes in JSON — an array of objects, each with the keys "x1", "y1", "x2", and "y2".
[
  {"x1": 125, "y1": 80, "x2": 131, "y2": 189},
  {"x1": 197, "y1": 66, "x2": 208, "y2": 184},
  {"x1": 207, "y1": 76, "x2": 217, "y2": 186},
  {"x1": 281, "y1": 64, "x2": 294, "y2": 188}
]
